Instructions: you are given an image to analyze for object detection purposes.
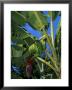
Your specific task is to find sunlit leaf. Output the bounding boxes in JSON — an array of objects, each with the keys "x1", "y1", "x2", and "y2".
[{"x1": 20, "y1": 11, "x2": 48, "y2": 31}]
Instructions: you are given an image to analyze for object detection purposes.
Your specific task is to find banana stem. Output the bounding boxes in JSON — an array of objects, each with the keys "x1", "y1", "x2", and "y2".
[{"x1": 36, "y1": 57, "x2": 59, "y2": 78}]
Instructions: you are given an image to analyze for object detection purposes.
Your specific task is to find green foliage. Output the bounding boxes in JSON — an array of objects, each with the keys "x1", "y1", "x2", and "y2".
[
  {"x1": 11, "y1": 11, "x2": 61, "y2": 79},
  {"x1": 18, "y1": 11, "x2": 48, "y2": 31},
  {"x1": 11, "y1": 11, "x2": 26, "y2": 26},
  {"x1": 48, "y1": 11, "x2": 60, "y2": 21},
  {"x1": 11, "y1": 72, "x2": 23, "y2": 79}
]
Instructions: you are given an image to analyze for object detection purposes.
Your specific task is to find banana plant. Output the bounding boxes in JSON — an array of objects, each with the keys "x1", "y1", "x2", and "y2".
[{"x1": 11, "y1": 11, "x2": 61, "y2": 79}]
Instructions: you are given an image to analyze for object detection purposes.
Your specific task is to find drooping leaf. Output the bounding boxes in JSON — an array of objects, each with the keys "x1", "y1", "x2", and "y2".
[
  {"x1": 28, "y1": 43, "x2": 38, "y2": 55},
  {"x1": 35, "y1": 40, "x2": 44, "y2": 55},
  {"x1": 11, "y1": 57, "x2": 25, "y2": 67},
  {"x1": 11, "y1": 26, "x2": 35, "y2": 47},
  {"x1": 11, "y1": 11, "x2": 26, "y2": 26},
  {"x1": 11, "y1": 20, "x2": 19, "y2": 36},
  {"x1": 12, "y1": 46, "x2": 23, "y2": 57},
  {"x1": 20, "y1": 11, "x2": 48, "y2": 31},
  {"x1": 11, "y1": 11, "x2": 61, "y2": 79}
]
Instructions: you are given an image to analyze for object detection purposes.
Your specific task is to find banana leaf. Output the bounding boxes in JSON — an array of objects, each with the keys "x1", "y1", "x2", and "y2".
[
  {"x1": 19, "y1": 11, "x2": 48, "y2": 31},
  {"x1": 12, "y1": 46, "x2": 23, "y2": 57},
  {"x1": 11, "y1": 57, "x2": 25, "y2": 67},
  {"x1": 11, "y1": 26, "x2": 35, "y2": 47},
  {"x1": 11, "y1": 11, "x2": 26, "y2": 26},
  {"x1": 11, "y1": 20, "x2": 19, "y2": 36},
  {"x1": 48, "y1": 11, "x2": 60, "y2": 21}
]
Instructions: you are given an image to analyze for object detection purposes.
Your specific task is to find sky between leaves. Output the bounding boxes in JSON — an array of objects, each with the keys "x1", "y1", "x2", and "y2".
[{"x1": 23, "y1": 11, "x2": 61, "y2": 40}]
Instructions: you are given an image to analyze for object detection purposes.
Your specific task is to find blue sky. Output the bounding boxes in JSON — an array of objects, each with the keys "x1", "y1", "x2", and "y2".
[
  {"x1": 11, "y1": 11, "x2": 61, "y2": 71},
  {"x1": 23, "y1": 23, "x2": 42, "y2": 39},
  {"x1": 22, "y1": 11, "x2": 61, "y2": 55},
  {"x1": 23, "y1": 11, "x2": 61, "y2": 40},
  {"x1": 12, "y1": 11, "x2": 61, "y2": 53}
]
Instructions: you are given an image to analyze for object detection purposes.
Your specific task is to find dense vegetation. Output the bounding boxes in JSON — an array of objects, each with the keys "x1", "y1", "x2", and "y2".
[{"x1": 11, "y1": 11, "x2": 61, "y2": 79}]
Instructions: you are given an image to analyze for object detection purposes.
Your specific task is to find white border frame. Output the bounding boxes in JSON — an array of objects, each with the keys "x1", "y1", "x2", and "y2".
[{"x1": 4, "y1": 4, "x2": 69, "y2": 87}]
